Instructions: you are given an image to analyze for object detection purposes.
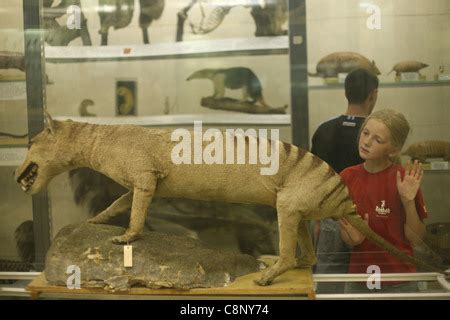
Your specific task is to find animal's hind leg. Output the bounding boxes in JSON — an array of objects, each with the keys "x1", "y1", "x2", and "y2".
[
  {"x1": 142, "y1": 27, "x2": 149, "y2": 44},
  {"x1": 241, "y1": 86, "x2": 249, "y2": 102},
  {"x1": 296, "y1": 220, "x2": 317, "y2": 268},
  {"x1": 88, "y1": 191, "x2": 133, "y2": 224},
  {"x1": 255, "y1": 206, "x2": 301, "y2": 286}
]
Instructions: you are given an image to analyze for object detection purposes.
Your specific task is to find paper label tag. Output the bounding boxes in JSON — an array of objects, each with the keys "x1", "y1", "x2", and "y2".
[
  {"x1": 338, "y1": 73, "x2": 348, "y2": 83},
  {"x1": 430, "y1": 161, "x2": 449, "y2": 170},
  {"x1": 401, "y1": 72, "x2": 420, "y2": 81},
  {"x1": 124, "y1": 245, "x2": 133, "y2": 267},
  {"x1": 438, "y1": 74, "x2": 450, "y2": 81}
]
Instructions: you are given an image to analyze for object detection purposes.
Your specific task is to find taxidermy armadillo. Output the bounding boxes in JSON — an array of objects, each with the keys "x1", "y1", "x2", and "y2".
[
  {"x1": 402, "y1": 141, "x2": 450, "y2": 162},
  {"x1": 309, "y1": 52, "x2": 381, "y2": 78},
  {"x1": 388, "y1": 61, "x2": 429, "y2": 77},
  {"x1": 0, "y1": 51, "x2": 25, "y2": 72}
]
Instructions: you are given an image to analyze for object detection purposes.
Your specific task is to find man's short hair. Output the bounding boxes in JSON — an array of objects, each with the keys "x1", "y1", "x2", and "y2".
[{"x1": 345, "y1": 69, "x2": 379, "y2": 104}]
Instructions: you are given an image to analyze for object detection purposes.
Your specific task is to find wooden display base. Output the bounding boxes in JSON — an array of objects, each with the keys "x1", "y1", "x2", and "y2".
[{"x1": 27, "y1": 268, "x2": 316, "y2": 300}]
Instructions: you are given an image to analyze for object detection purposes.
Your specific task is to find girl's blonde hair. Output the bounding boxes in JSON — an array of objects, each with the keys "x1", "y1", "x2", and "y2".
[{"x1": 360, "y1": 109, "x2": 410, "y2": 151}]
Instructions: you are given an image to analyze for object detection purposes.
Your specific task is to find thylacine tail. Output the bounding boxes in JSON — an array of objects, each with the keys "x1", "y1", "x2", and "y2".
[{"x1": 345, "y1": 213, "x2": 444, "y2": 273}]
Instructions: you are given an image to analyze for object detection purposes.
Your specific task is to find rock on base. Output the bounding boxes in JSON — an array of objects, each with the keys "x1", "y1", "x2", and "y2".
[{"x1": 45, "y1": 223, "x2": 263, "y2": 291}]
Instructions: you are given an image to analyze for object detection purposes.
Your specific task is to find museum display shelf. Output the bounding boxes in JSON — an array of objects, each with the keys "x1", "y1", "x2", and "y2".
[
  {"x1": 53, "y1": 113, "x2": 291, "y2": 126},
  {"x1": 2, "y1": 270, "x2": 449, "y2": 300},
  {"x1": 309, "y1": 80, "x2": 450, "y2": 90},
  {"x1": 45, "y1": 36, "x2": 289, "y2": 63}
]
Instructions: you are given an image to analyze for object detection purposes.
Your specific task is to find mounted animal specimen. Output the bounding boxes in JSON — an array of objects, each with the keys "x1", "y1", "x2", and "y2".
[
  {"x1": 176, "y1": 0, "x2": 288, "y2": 41},
  {"x1": 187, "y1": 67, "x2": 287, "y2": 114},
  {"x1": 250, "y1": 0, "x2": 288, "y2": 37},
  {"x1": 388, "y1": 61, "x2": 429, "y2": 78},
  {"x1": 402, "y1": 141, "x2": 450, "y2": 163},
  {"x1": 15, "y1": 114, "x2": 443, "y2": 286},
  {"x1": 309, "y1": 52, "x2": 381, "y2": 78},
  {"x1": 43, "y1": 0, "x2": 92, "y2": 46},
  {"x1": 78, "y1": 99, "x2": 96, "y2": 117},
  {"x1": 98, "y1": 0, "x2": 165, "y2": 45},
  {"x1": 187, "y1": 67, "x2": 269, "y2": 106}
]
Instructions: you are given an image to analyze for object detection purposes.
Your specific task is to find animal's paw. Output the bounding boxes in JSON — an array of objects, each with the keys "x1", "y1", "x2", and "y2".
[
  {"x1": 111, "y1": 233, "x2": 139, "y2": 244},
  {"x1": 254, "y1": 277, "x2": 272, "y2": 286},
  {"x1": 254, "y1": 268, "x2": 275, "y2": 286}
]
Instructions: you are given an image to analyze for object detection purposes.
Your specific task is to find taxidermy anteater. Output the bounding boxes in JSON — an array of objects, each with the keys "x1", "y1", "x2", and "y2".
[
  {"x1": 187, "y1": 67, "x2": 269, "y2": 107},
  {"x1": 309, "y1": 52, "x2": 381, "y2": 78},
  {"x1": 99, "y1": 0, "x2": 165, "y2": 45}
]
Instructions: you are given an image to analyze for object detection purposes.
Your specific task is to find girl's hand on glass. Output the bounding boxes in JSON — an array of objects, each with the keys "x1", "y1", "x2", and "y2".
[{"x1": 397, "y1": 160, "x2": 423, "y2": 203}]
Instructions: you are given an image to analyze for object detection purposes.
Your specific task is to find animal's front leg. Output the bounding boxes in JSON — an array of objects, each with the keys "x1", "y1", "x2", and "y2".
[
  {"x1": 241, "y1": 86, "x2": 249, "y2": 102},
  {"x1": 213, "y1": 74, "x2": 225, "y2": 99},
  {"x1": 111, "y1": 184, "x2": 155, "y2": 244},
  {"x1": 88, "y1": 191, "x2": 133, "y2": 224},
  {"x1": 255, "y1": 208, "x2": 300, "y2": 286}
]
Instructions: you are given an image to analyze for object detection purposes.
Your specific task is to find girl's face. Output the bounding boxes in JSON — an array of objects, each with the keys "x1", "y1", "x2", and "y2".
[{"x1": 359, "y1": 119, "x2": 398, "y2": 161}]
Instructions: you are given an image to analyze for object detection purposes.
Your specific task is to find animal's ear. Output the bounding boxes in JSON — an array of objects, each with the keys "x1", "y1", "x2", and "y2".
[
  {"x1": 44, "y1": 109, "x2": 56, "y2": 135},
  {"x1": 372, "y1": 60, "x2": 377, "y2": 65}
]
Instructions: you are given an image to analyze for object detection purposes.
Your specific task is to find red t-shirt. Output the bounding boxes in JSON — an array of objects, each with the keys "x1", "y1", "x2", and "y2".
[{"x1": 340, "y1": 164, "x2": 428, "y2": 275}]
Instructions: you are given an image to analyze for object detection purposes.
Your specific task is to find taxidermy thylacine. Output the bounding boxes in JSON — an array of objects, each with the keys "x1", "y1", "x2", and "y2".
[
  {"x1": 15, "y1": 113, "x2": 443, "y2": 286},
  {"x1": 187, "y1": 67, "x2": 270, "y2": 107}
]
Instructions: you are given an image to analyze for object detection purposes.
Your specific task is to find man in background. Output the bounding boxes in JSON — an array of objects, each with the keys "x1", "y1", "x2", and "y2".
[{"x1": 311, "y1": 68, "x2": 379, "y2": 293}]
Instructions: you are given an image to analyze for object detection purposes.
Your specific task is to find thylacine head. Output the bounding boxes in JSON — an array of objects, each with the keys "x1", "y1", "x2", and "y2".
[{"x1": 14, "y1": 112, "x2": 84, "y2": 195}]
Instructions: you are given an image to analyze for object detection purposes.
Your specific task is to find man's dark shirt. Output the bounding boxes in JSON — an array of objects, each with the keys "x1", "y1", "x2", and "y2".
[
  {"x1": 311, "y1": 114, "x2": 366, "y2": 294},
  {"x1": 311, "y1": 115, "x2": 365, "y2": 173}
]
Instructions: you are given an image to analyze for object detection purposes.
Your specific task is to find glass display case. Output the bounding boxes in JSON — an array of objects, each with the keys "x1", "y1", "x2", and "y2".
[{"x1": 0, "y1": 0, "x2": 449, "y2": 299}]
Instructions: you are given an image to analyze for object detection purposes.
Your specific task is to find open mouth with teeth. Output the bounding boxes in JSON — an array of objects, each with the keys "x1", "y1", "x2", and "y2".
[{"x1": 17, "y1": 162, "x2": 38, "y2": 192}]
